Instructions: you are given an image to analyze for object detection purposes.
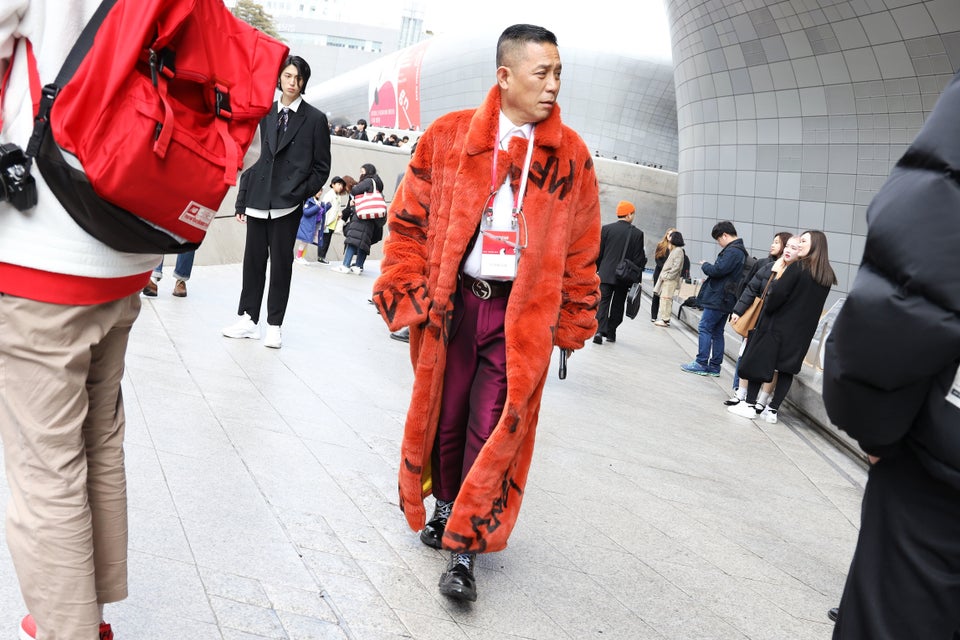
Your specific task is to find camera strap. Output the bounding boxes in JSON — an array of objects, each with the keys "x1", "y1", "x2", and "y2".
[{"x1": 0, "y1": 38, "x2": 42, "y2": 133}]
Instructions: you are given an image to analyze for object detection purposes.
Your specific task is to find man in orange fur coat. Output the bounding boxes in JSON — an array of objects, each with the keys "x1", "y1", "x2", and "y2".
[{"x1": 373, "y1": 24, "x2": 601, "y2": 602}]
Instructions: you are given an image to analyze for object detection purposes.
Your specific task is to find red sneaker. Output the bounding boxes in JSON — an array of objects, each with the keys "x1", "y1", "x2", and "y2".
[
  {"x1": 20, "y1": 615, "x2": 114, "y2": 639},
  {"x1": 18, "y1": 615, "x2": 35, "y2": 640}
]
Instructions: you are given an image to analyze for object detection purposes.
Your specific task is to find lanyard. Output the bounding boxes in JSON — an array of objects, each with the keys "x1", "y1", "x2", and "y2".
[{"x1": 489, "y1": 127, "x2": 536, "y2": 226}]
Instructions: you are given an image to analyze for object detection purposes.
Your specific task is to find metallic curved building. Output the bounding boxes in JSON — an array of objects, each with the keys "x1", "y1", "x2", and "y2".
[
  {"x1": 310, "y1": 29, "x2": 679, "y2": 170},
  {"x1": 666, "y1": 0, "x2": 960, "y2": 299}
]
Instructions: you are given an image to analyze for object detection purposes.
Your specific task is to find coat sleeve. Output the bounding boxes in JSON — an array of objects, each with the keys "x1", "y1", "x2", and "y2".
[
  {"x1": 372, "y1": 127, "x2": 435, "y2": 331},
  {"x1": 303, "y1": 111, "x2": 331, "y2": 200},
  {"x1": 733, "y1": 263, "x2": 771, "y2": 315},
  {"x1": 659, "y1": 247, "x2": 684, "y2": 282},
  {"x1": 702, "y1": 245, "x2": 743, "y2": 279},
  {"x1": 555, "y1": 157, "x2": 602, "y2": 350},
  {"x1": 630, "y1": 230, "x2": 646, "y2": 268}
]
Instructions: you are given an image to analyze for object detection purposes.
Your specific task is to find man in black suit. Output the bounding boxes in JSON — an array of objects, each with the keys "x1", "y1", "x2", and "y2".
[
  {"x1": 222, "y1": 55, "x2": 331, "y2": 349},
  {"x1": 594, "y1": 200, "x2": 646, "y2": 344}
]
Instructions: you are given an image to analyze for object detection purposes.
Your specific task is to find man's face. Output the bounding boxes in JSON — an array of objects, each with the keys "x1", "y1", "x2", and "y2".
[
  {"x1": 279, "y1": 64, "x2": 303, "y2": 101},
  {"x1": 497, "y1": 41, "x2": 562, "y2": 125},
  {"x1": 715, "y1": 233, "x2": 732, "y2": 248}
]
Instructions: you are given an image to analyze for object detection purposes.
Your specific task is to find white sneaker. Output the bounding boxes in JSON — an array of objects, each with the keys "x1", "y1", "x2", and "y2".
[
  {"x1": 331, "y1": 264, "x2": 351, "y2": 273},
  {"x1": 760, "y1": 407, "x2": 778, "y2": 424},
  {"x1": 222, "y1": 313, "x2": 259, "y2": 339},
  {"x1": 294, "y1": 256, "x2": 309, "y2": 265},
  {"x1": 264, "y1": 325, "x2": 282, "y2": 349},
  {"x1": 349, "y1": 265, "x2": 363, "y2": 275},
  {"x1": 727, "y1": 402, "x2": 760, "y2": 419},
  {"x1": 653, "y1": 320, "x2": 669, "y2": 327}
]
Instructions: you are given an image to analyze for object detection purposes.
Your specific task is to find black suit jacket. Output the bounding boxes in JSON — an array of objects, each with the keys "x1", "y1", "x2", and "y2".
[
  {"x1": 596, "y1": 220, "x2": 646, "y2": 286},
  {"x1": 235, "y1": 100, "x2": 331, "y2": 213}
]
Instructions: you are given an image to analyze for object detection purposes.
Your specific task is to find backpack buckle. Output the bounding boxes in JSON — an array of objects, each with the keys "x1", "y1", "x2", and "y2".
[{"x1": 214, "y1": 85, "x2": 232, "y2": 119}]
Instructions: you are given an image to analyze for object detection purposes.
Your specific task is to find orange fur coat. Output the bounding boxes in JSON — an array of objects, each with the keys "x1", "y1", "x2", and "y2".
[{"x1": 373, "y1": 86, "x2": 600, "y2": 553}]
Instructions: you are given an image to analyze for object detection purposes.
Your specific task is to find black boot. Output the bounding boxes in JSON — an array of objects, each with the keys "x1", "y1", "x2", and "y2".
[
  {"x1": 419, "y1": 498, "x2": 453, "y2": 549},
  {"x1": 439, "y1": 552, "x2": 477, "y2": 602}
]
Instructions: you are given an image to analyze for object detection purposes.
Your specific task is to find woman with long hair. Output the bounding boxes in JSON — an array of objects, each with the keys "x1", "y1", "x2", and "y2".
[
  {"x1": 652, "y1": 231, "x2": 685, "y2": 327},
  {"x1": 728, "y1": 230, "x2": 836, "y2": 423},
  {"x1": 726, "y1": 231, "x2": 794, "y2": 405},
  {"x1": 650, "y1": 227, "x2": 676, "y2": 322}
]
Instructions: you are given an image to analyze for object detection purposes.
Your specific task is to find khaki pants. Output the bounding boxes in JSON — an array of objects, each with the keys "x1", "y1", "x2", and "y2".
[
  {"x1": 0, "y1": 293, "x2": 139, "y2": 639},
  {"x1": 658, "y1": 278, "x2": 679, "y2": 321}
]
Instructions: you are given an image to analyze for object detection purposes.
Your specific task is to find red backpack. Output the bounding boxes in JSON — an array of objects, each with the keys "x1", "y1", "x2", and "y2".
[{"x1": 7, "y1": 0, "x2": 288, "y2": 253}]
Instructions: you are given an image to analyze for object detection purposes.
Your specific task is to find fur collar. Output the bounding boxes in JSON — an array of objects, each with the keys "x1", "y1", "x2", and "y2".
[{"x1": 465, "y1": 85, "x2": 564, "y2": 156}]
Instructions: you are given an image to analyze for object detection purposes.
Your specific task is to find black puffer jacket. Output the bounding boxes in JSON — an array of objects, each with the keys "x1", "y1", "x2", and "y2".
[
  {"x1": 344, "y1": 173, "x2": 386, "y2": 252},
  {"x1": 823, "y1": 71, "x2": 960, "y2": 490}
]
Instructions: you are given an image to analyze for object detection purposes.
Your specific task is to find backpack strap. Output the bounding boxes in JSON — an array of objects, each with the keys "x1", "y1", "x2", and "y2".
[
  {"x1": 26, "y1": 0, "x2": 117, "y2": 156},
  {"x1": 0, "y1": 39, "x2": 43, "y2": 132}
]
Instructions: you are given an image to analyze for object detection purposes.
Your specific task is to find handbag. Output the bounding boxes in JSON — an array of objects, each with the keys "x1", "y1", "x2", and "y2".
[
  {"x1": 354, "y1": 187, "x2": 387, "y2": 220},
  {"x1": 614, "y1": 230, "x2": 644, "y2": 285},
  {"x1": 732, "y1": 272, "x2": 775, "y2": 338},
  {"x1": 625, "y1": 282, "x2": 642, "y2": 319}
]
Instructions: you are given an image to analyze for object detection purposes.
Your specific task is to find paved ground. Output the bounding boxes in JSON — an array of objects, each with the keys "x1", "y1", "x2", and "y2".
[{"x1": 0, "y1": 260, "x2": 867, "y2": 639}]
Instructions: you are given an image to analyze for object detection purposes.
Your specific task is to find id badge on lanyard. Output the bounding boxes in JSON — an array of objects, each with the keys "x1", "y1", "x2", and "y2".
[
  {"x1": 478, "y1": 128, "x2": 534, "y2": 280},
  {"x1": 480, "y1": 228, "x2": 520, "y2": 278}
]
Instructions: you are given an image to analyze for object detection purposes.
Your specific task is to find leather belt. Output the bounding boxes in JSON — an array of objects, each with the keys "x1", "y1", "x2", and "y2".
[{"x1": 461, "y1": 273, "x2": 512, "y2": 300}]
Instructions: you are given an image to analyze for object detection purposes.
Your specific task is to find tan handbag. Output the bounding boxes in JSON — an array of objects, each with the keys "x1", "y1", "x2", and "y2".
[{"x1": 732, "y1": 272, "x2": 775, "y2": 338}]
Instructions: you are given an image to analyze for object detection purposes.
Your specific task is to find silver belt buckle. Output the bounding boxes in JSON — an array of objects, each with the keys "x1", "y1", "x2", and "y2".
[{"x1": 471, "y1": 277, "x2": 492, "y2": 300}]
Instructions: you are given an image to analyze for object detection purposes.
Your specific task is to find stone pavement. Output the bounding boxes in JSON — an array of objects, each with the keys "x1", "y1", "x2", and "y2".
[{"x1": 0, "y1": 261, "x2": 868, "y2": 639}]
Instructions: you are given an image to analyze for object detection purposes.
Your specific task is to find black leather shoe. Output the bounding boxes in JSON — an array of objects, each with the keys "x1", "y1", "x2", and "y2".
[
  {"x1": 606, "y1": 334, "x2": 616, "y2": 343},
  {"x1": 419, "y1": 518, "x2": 444, "y2": 549},
  {"x1": 828, "y1": 607, "x2": 839, "y2": 622},
  {"x1": 593, "y1": 334, "x2": 603, "y2": 344},
  {"x1": 419, "y1": 499, "x2": 452, "y2": 549},
  {"x1": 439, "y1": 553, "x2": 477, "y2": 602}
]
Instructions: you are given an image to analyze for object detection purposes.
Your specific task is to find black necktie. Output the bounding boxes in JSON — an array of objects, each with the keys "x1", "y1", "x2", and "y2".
[{"x1": 278, "y1": 108, "x2": 289, "y2": 133}]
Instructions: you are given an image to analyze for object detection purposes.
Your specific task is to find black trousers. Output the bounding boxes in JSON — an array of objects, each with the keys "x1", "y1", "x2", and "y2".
[
  {"x1": 834, "y1": 448, "x2": 960, "y2": 640},
  {"x1": 238, "y1": 211, "x2": 301, "y2": 326},
  {"x1": 596, "y1": 283, "x2": 629, "y2": 338}
]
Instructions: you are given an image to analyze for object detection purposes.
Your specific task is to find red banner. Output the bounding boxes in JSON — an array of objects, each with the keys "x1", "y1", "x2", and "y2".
[{"x1": 369, "y1": 40, "x2": 430, "y2": 130}]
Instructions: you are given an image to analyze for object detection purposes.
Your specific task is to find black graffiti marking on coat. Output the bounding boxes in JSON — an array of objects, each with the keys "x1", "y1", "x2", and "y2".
[
  {"x1": 403, "y1": 457, "x2": 422, "y2": 475},
  {"x1": 409, "y1": 162, "x2": 431, "y2": 183},
  {"x1": 527, "y1": 155, "x2": 575, "y2": 201},
  {"x1": 504, "y1": 408, "x2": 521, "y2": 434},
  {"x1": 375, "y1": 285, "x2": 429, "y2": 324},
  {"x1": 393, "y1": 206, "x2": 429, "y2": 230},
  {"x1": 460, "y1": 473, "x2": 524, "y2": 551}
]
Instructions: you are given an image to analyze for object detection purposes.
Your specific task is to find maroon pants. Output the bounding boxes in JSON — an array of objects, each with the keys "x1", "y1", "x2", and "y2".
[{"x1": 431, "y1": 284, "x2": 508, "y2": 502}]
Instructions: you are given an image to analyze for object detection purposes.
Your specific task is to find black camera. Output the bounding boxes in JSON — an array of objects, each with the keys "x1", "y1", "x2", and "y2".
[{"x1": 0, "y1": 142, "x2": 38, "y2": 211}]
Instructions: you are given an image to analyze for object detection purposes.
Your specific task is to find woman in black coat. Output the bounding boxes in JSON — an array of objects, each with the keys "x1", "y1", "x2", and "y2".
[
  {"x1": 729, "y1": 230, "x2": 836, "y2": 423},
  {"x1": 333, "y1": 163, "x2": 385, "y2": 275},
  {"x1": 726, "y1": 230, "x2": 794, "y2": 405}
]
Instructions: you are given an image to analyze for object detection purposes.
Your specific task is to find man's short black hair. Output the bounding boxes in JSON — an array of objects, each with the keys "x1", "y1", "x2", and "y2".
[
  {"x1": 496, "y1": 24, "x2": 558, "y2": 68},
  {"x1": 280, "y1": 55, "x2": 311, "y2": 94},
  {"x1": 711, "y1": 220, "x2": 738, "y2": 239}
]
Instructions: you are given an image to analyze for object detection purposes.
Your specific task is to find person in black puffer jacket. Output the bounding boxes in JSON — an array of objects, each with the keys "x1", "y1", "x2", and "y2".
[
  {"x1": 823, "y1": 71, "x2": 960, "y2": 640},
  {"x1": 332, "y1": 163, "x2": 386, "y2": 275}
]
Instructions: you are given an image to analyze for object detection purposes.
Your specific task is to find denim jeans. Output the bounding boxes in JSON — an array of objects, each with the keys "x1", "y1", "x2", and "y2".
[
  {"x1": 153, "y1": 250, "x2": 196, "y2": 281},
  {"x1": 342, "y1": 245, "x2": 367, "y2": 269},
  {"x1": 696, "y1": 307, "x2": 728, "y2": 371}
]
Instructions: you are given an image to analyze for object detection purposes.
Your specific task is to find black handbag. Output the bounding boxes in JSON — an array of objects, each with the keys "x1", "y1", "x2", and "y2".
[{"x1": 614, "y1": 230, "x2": 644, "y2": 285}]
